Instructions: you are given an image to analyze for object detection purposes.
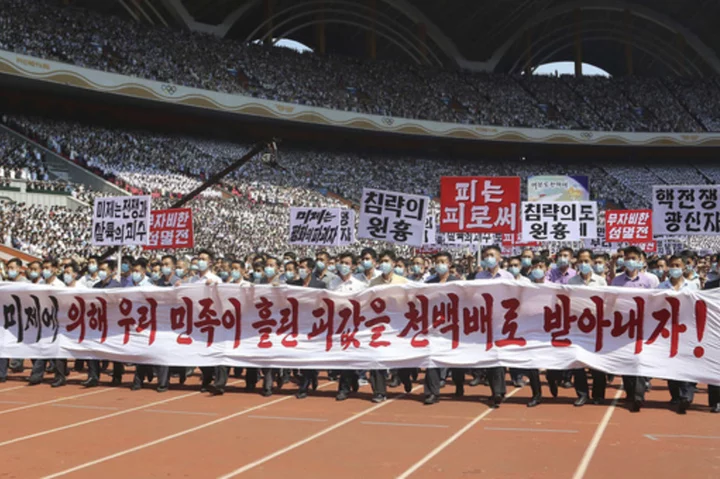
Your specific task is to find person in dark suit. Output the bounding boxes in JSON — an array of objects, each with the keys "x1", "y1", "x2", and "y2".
[
  {"x1": 290, "y1": 258, "x2": 326, "y2": 399},
  {"x1": 704, "y1": 275, "x2": 720, "y2": 413},
  {"x1": 83, "y1": 260, "x2": 122, "y2": 388}
]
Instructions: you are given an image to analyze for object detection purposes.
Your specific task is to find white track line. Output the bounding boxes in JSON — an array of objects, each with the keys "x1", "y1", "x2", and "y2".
[
  {"x1": 0, "y1": 380, "x2": 243, "y2": 448},
  {"x1": 217, "y1": 385, "x2": 425, "y2": 478},
  {"x1": 0, "y1": 385, "x2": 29, "y2": 394},
  {"x1": 361, "y1": 421, "x2": 449, "y2": 429},
  {"x1": 0, "y1": 387, "x2": 114, "y2": 416},
  {"x1": 41, "y1": 381, "x2": 337, "y2": 479},
  {"x1": 396, "y1": 387, "x2": 521, "y2": 479},
  {"x1": 571, "y1": 387, "x2": 624, "y2": 479}
]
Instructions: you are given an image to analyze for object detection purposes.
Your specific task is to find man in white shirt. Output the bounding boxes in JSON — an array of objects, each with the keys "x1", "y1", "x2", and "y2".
[
  {"x1": 507, "y1": 256, "x2": 531, "y2": 284},
  {"x1": 187, "y1": 250, "x2": 220, "y2": 392},
  {"x1": 353, "y1": 247, "x2": 381, "y2": 285},
  {"x1": 78, "y1": 256, "x2": 101, "y2": 289}
]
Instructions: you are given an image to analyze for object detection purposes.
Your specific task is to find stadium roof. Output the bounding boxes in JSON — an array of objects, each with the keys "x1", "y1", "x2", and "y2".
[{"x1": 86, "y1": 0, "x2": 720, "y2": 76}]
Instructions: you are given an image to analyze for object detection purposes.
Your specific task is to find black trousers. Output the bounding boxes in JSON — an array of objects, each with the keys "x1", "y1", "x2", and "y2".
[
  {"x1": 368, "y1": 370, "x2": 387, "y2": 396},
  {"x1": 338, "y1": 370, "x2": 360, "y2": 395},
  {"x1": 396, "y1": 368, "x2": 414, "y2": 390},
  {"x1": 30, "y1": 359, "x2": 66, "y2": 382},
  {"x1": 522, "y1": 369, "x2": 542, "y2": 399},
  {"x1": 297, "y1": 369, "x2": 318, "y2": 394},
  {"x1": 133, "y1": 364, "x2": 154, "y2": 388},
  {"x1": 708, "y1": 384, "x2": 720, "y2": 407},
  {"x1": 485, "y1": 367, "x2": 507, "y2": 398},
  {"x1": 87, "y1": 360, "x2": 124, "y2": 382},
  {"x1": 200, "y1": 367, "x2": 215, "y2": 388},
  {"x1": 622, "y1": 375, "x2": 647, "y2": 402},
  {"x1": 424, "y1": 368, "x2": 465, "y2": 397},
  {"x1": 245, "y1": 368, "x2": 277, "y2": 392},
  {"x1": 668, "y1": 380, "x2": 695, "y2": 402},
  {"x1": 0, "y1": 358, "x2": 7, "y2": 380},
  {"x1": 574, "y1": 369, "x2": 607, "y2": 400},
  {"x1": 156, "y1": 366, "x2": 185, "y2": 390}
]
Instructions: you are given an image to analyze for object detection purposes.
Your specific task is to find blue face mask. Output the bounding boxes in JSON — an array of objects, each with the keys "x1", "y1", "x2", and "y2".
[
  {"x1": 161, "y1": 267, "x2": 172, "y2": 277},
  {"x1": 42, "y1": 269, "x2": 53, "y2": 280},
  {"x1": 197, "y1": 260, "x2": 209, "y2": 272},
  {"x1": 132, "y1": 272, "x2": 143, "y2": 283},
  {"x1": 175, "y1": 268, "x2": 186, "y2": 278},
  {"x1": 121, "y1": 263, "x2": 130, "y2": 274},
  {"x1": 616, "y1": 258, "x2": 625, "y2": 267},
  {"x1": 362, "y1": 260, "x2": 373, "y2": 271},
  {"x1": 264, "y1": 266, "x2": 276, "y2": 278},
  {"x1": 549, "y1": 263, "x2": 558, "y2": 270},
  {"x1": 578, "y1": 263, "x2": 593, "y2": 275},
  {"x1": 508, "y1": 266, "x2": 521, "y2": 277},
  {"x1": 685, "y1": 264, "x2": 695, "y2": 273},
  {"x1": 482, "y1": 257, "x2": 497, "y2": 269},
  {"x1": 531, "y1": 268, "x2": 545, "y2": 280},
  {"x1": 521, "y1": 257, "x2": 532, "y2": 268},
  {"x1": 88, "y1": 264, "x2": 98, "y2": 274},
  {"x1": 557, "y1": 257, "x2": 570, "y2": 267},
  {"x1": 231, "y1": 270, "x2": 242, "y2": 280},
  {"x1": 435, "y1": 263, "x2": 449, "y2": 276},
  {"x1": 315, "y1": 261, "x2": 325, "y2": 271},
  {"x1": 190, "y1": 264, "x2": 199, "y2": 271},
  {"x1": 650, "y1": 269, "x2": 663, "y2": 279},
  {"x1": 625, "y1": 260, "x2": 642, "y2": 272},
  {"x1": 328, "y1": 265, "x2": 337, "y2": 273},
  {"x1": 298, "y1": 268, "x2": 308, "y2": 280},
  {"x1": 356, "y1": 265, "x2": 365, "y2": 274},
  {"x1": 253, "y1": 271, "x2": 263, "y2": 280},
  {"x1": 151, "y1": 272, "x2": 161, "y2": 281},
  {"x1": 669, "y1": 268, "x2": 683, "y2": 279},
  {"x1": 98, "y1": 270, "x2": 108, "y2": 281},
  {"x1": 63, "y1": 273, "x2": 74, "y2": 285},
  {"x1": 219, "y1": 271, "x2": 229, "y2": 280},
  {"x1": 29, "y1": 271, "x2": 39, "y2": 280},
  {"x1": 285, "y1": 271, "x2": 295, "y2": 281},
  {"x1": 7, "y1": 269, "x2": 18, "y2": 279},
  {"x1": 394, "y1": 266, "x2": 404, "y2": 276},
  {"x1": 379, "y1": 262, "x2": 393, "y2": 275},
  {"x1": 337, "y1": 264, "x2": 351, "y2": 277},
  {"x1": 593, "y1": 264, "x2": 605, "y2": 275},
  {"x1": 411, "y1": 265, "x2": 422, "y2": 275}
]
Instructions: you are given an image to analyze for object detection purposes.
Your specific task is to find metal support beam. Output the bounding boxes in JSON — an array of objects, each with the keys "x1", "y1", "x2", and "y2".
[{"x1": 574, "y1": 10, "x2": 583, "y2": 76}]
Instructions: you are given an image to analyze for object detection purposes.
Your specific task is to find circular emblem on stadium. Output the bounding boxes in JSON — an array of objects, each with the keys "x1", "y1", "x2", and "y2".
[
  {"x1": 161, "y1": 84, "x2": 178, "y2": 95},
  {"x1": 381, "y1": 117, "x2": 394, "y2": 126},
  {"x1": 580, "y1": 131, "x2": 594, "y2": 139}
]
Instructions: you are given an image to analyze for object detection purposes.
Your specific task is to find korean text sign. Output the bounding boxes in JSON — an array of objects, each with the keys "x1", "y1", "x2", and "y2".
[
  {"x1": 146, "y1": 208, "x2": 194, "y2": 250},
  {"x1": 653, "y1": 185, "x2": 720, "y2": 235},
  {"x1": 1, "y1": 281, "x2": 718, "y2": 384},
  {"x1": 359, "y1": 188, "x2": 428, "y2": 246},
  {"x1": 92, "y1": 196, "x2": 151, "y2": 246},
  {"x1": 521, "y1": 201, "x2": 597, "y2": 242},
  {"x1": 440, "y1": 177, "x2": 520, "y2": 233},
  {"x1": 605, "y1": 209, "x2": 652, "y2": 243}
]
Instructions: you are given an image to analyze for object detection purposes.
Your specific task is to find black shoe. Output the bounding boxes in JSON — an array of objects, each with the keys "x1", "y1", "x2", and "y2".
[
  {"x1": 469, "y1": 377, "x2": 482, "y2": 387},
  {"x1": 51, "y1": 378, "x2": 66, "y2": 388},
  {"x1": 372, "y1": 394, "x2": 386, "y2": 404},
  {"x1": 670, "y1": 398, "x2": 680, "y2": 405},
  {"x1": 592, "y1": 398, "x2": 605, "y2": 405},
  {"x1": 157, "y1": 386, "x2": 168, "y2": 393},
  {"x1": 130, "y1": 383, "x2": 142, "y2": 391},
  {"x1": 549, "y1": 381, "x2": 558, "y2": 398},
  {"x1": 424, "y1": 394, "x2": 439, "y2": 405},
  {"x1": 454, "y1": 387, "x2": 464, "y2": 398},
  {"x1": 200, "y1": 385, "x2": 209, "y2": 393},
  {"x1": 261, "y1": 389, "x2": 272, "y2": 397},
  {"x1": 211, "y1": 388, "x2": 224, "y2": 396},
  {"x1": 630, "y1": 399, "x2": 642, "y2": 412},
  {"x1": 245, "y1": 384, "x2": 256, "y2": 393},
  {"x1": 678, "y1": 399, "x2": 690, "y2": 415},
  {"x1": 296, "y1": 391, "x2": 308, "y2": 399},
  {"x1": 574, "y1": 396, "x2": 588, "y2": 407},
  {"x1": 711, "y1": 404, "x2": 720, "y2": 413},
  {"x1": 527, "y1": 397, "x2": 541, "y2": 408},
  {"x1": 336, "y1": 392, "x2": 349, "y2": 401},
  {"x1": 27, "y1": 377, "x2": 42, "y2": 386},
  {"x1": 403, "y1": 381, "x2": 412, "y2": 394},
  {"x1": 82, "y1": 379, "x2": 99, "y2": 388},
  {"x1": 492, "y1": 395, "x2": 503, "y2": 408}
]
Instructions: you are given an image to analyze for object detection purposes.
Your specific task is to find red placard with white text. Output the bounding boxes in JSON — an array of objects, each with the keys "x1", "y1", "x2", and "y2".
[
  {"x1": 605, "y1": 209, "x2": 652, "y2": 244},
  {"x1": 146, "y1": 208, "x2": 194, "y2": 250},
  {"x1": 440, "y1": 177, "x2": 520, "y2": 233}
]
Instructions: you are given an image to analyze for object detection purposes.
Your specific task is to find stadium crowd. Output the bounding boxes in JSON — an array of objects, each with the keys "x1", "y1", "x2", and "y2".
[{"x1": 1, "y1": 0, "x2": 720, "y2": 132}]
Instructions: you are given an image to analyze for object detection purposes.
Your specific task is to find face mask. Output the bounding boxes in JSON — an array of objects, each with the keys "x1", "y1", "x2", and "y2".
[
  {"x1": 328, "y1": 265, "x2": 337, "y2": 273},
  {"x1": 151, "y1": 272, "x2": 161, "y2": 281},
  {"x1": 549, "y1": 263, "x2": 558, "y2": 270},
  {"x1": 482, "y1": 257, "x2": 497, "y2": 269},
  {"x1": 394, "y1": 267, "x2": 404, "y2": 276},
  {"x1": 88, "y1": 264, "x2": 98, "y2": 274},
  {"x1": 264, "y1": 266, "x2": 276, "y2": 278},
  {"x1": 42, "y1": 269, "x2": 53, "y2": 280},
  {"x1": 175, "y1": 268, "x2": 185, "y2": 278},
  {"x1": 362, "y1": 260, "x2": 373, "y2": 271},
  {"x1": 245, "y1": 262, "x2": 252, "y2": 271},
  {"x1": 219, "y1": 271, "x2": 229, "y2": 280},
  {"x1": 298, "y1": 268, "x2": 308, "y2": 280},
  {"x1": 197, "y1": 260, "x2": 209, "y2": 272},
  {"x1": 650, "y1": 269, "x2": 663, "y2": 279},
  {"x1": 161, "y1": 266, "x2": 172, "y2": 277},
  {"x1": 98, "y1": 270, "x2": 108, "y2": 281},
  {"x1": 356, "y1": 265, "x2": 365, "y2": 274},
  {"x1": 557, "y1": 257, "x2": 570, "y2": 267},
  {"x1": 593, "y1": 264, "x2": 605, "y2": 275},
  {"x1": 435, "y1": 263, "x2": 449, "y2": 276},
  {"x1": 531, "y1": 268, "x2": 545, "y2": 280},
  {"x1": 625, "y1": 260, "x2": 643, "y2": 272},
  {"x1": 411, "y1": 265, "x2": 422, "y2": 275},
  {"x1": 315, "y1": 261, "x2": 325, "y2": 271},
  {"x1": 521, "y1": 257, "x2": 532, "y2": 268},
  {"x1": 578, "y1": 263, "x2": 593, "y2": 275},
  {"x1": 379, "y1": 262, "x2": 393, "y2": 275},
  {"x1": 231, "y1": 270, "x2": 242, "y2": 280},
  {"x1": 191, "y1": 264, "x2": 199, "y2": 271},
  {"x1": 668, "y1": 268, "x2": 683, "y2": 279},
  {"x1": 616, "y1": 258, "x2": 625, "y2": 267},
  {"x1": 285, "y1": 271, "x2": 295, "y2": 281},
  {"x1": 132, "y1": 272, "x2": 143, "y2": 283},
  {"x1": 685, "y1": 264, "x2": 695, "y2": 273},
  {"x1": 253, "y1": 271, "x2": 263, "y2": 280},
  {"x1": 29, "y1": 271, "x2": 39, "y2": 280},
  {"x1": 7, "y1": 269, "x2": 18, "y2": 279},
  {"x1": 121, "y1": 263, "x2": 130, "y2": 273},
  {"x1": 508, "y1": 266, "x2": 521, "y2": 277},
  {"x1": 283, "y1": 259, "x2": 291, "y2": 265},
  {"x1": 62, "y1": 273, "x2": 73, "y2": 285},
  {"x1": 337, "y1": 264, "x2": 351, "y2": 277}
]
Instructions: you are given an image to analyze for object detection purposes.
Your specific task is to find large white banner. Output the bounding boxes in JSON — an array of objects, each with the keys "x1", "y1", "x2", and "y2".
[
  {"x1": 1, "y1": 282, "x2": 718, "y2": 384},
  {"x1": 653, "y1": 185, "x2": 720, "y2": 235},
  {"x1": 92, "y1": 196, "x2": 151, "y2": 246},
  {"x1": 521, "y1": 201, "x2": 597, "y2": 242},
  {"x1": 359, "y1": 188, "x2": 428, "y2": 246}
]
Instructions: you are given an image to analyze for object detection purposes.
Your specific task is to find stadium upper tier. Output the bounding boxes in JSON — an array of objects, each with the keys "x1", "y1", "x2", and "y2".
[{"x1": 1, "y1": 0, "x2": 719, "y2": 133}]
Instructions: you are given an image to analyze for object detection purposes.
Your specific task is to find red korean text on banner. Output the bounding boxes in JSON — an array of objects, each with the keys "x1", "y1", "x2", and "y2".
[
  {"x1": 605, "y1": 209, "x2": 652, "y2": 244},
  {"x1": 146, "y1": 208, "x2": 194, "y2": 250},
  {"x1": 440, "y1": 177, "x2": 520, "y2": 234}
]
